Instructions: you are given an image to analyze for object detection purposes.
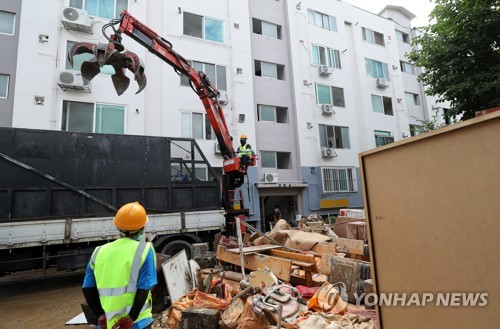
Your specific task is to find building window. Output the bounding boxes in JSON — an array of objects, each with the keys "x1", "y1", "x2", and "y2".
[
  {"x1": 69, "y1": 0, "x2": 127, "y2": 19},
  {"x1": 0, "y1": 10, "x2": 15, "y2": 35},
  {"x1": 400, "y1": 61, "x2": 415, "y2": 74},
  {"x1": 362, "y1": 27, "x2": 385, "y2": 46},
  {"x1": 405, "y1": 92, "x2": 420, "y2": 105},
  {"x1": 371, "y1": 95, "x2": 393, "y2": 115},
  {"x1": 409, "y1": 124, "x2": 421, "y2": 136},
  {"x1": 319, "y1": 124, "x2": 350, "y2": 149},
  {"x1": 181, "y1": 112, "x2": 219, "y2": 140},
  {"x1": 365, "y1": 58, "x2": 390, "y2": 80},
  {"x1": 307, "y1": 9, "x2": 337, "y2": 31},
  {"x1": 255, "y1": 60, "x2": 285, "y2": 80},
  {"x1": 374, "y1": 130, "x2": 394, "y2": 147},
  {"x1": 62, "y1": 101, "x2": 125, "y2": 134},
  {"x1": 183, "y1": 12, "x2": 224, "y2": 43},
  {"x1": 252, "y1": 18, "x2": 282, "y2": 39},
  {"x1": 261, "y1": 151, "x2": 291, "y2": 169},
  {"x1": 0, "y1": 74, "x2": 9, "y2": 98},
  {"x1": 316, "y1": 84, "x2": 345, "y2": 107},
  {"x1": 321, "y1": 166, "x2": 357, "y2": 193},
  {"x1": 258, "y1": 105, "x2": 288, "y2": 123},
  {"x1": 66, "y1": 41, "x2": 115, "y2": 75},
  {"x1": 181, "y1": 61, "x2": 227, "y2": 90},
  {"x1": 312, "y1": 45, "x2": 341, "y2": 69},
  {"x1": 395, "y1": 30, "x2": 410, "y2": 44}
]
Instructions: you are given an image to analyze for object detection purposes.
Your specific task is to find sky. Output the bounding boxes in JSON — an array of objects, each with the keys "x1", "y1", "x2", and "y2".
[{"x1": 346, "y1": 0, "x2": 436, "y2": 28}]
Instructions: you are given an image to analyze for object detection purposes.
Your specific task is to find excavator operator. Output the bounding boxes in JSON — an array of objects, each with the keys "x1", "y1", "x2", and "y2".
[{"x1": 236, "y1": 134, "x2": 255, "y2": 171}]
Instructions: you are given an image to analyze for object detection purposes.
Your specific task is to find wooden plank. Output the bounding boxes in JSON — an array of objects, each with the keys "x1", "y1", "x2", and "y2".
[
  {"x1": 216, "y1": 245, "x2": 291, "y2": 281},
  {"x1": 319, "y1": 254, "x2": 349, "y2": 275},
  {"x1": 311, "y1": 242, "x2": 337, "y2": 255},
  {"x1": 268, "y1": 249, "x2": 317, "y2": 272},
  {"x1": 331, "y1": 238, "x2": 364, "y2": 255},
  {"x1": 226, "y1": 244, "x2": 281, "y2": 254}
]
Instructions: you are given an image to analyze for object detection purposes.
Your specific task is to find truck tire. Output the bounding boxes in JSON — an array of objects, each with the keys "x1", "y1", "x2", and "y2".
[{"x1": 161, "y1": 240, "x2": 192, "y2": 259}]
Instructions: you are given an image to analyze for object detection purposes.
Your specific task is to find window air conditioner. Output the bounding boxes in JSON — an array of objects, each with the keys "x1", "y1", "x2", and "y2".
[
  {"x1": 318, "y1": 65, "x2": 333, "y2": 77},
  {"x1": 376, "y1": 77, "x2": 389, "y2": 88},
  {"x1": 214, "y1": 142, "x2": 222, "y2": 154},
  {"x1": 264, "y1": 172, "x2": 278, "y2": 183},
  {"x1": 218, "y1": 91, "x2": 229, "y2": 105},
  {"x1": 321, "y1": 104, "x2": 335, "y2": 116},
  {"x1": 58, "y1": 71, "x2": 91, "y2": 92},
  {"x1": 321, "y1": 148, "x2": 337, "y2": 158},
  {"x1": 61, "y1": 7, "x2": 93, "y2": 34}
]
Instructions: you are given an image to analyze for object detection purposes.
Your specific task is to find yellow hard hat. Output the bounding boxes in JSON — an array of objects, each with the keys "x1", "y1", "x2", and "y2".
[
  {"x1": 113, "y1": 202, "x2": 149, "y2": 231},
  {"x1": 240, "y1": 134, "x2": 248, "y2": 139}
]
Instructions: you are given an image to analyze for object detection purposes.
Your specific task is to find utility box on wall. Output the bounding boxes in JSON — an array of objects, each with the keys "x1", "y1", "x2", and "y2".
[{"x1": 359, "y1": 111, "x2": 500, "y2": 328}]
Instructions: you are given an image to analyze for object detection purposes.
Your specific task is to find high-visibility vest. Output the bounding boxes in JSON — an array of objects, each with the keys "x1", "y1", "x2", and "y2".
[
  {"x1": 237, "y1": 143, "x2": 253, "y2": 156},
  {"x1": 90, "y1": 237, "x2": 155, "y2": 328}
]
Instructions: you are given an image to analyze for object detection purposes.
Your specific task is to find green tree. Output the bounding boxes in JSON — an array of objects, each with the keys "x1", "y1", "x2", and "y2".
[{"x1": 408, "y1": 0, "x2": 500, "y2": 120}]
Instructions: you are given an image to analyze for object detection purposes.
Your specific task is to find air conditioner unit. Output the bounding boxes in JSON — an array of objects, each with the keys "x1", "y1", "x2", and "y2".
[
  {"x1": 321, "y1": 148, "x2": 337, "y2": 158},
  {"x1": 321, "y1": 104, "x2": 335, "y2": 116},
  {"x1": 218, "y1": 91, "x2": 229, "y2": 105},
  {"x1": 376, "y1": 77, "x2": 389, "y2": 88},
  {"x1": 264, "y1": 172, "x2": 278, "y2": 183},
  {"x1": 58, "y1": 71, "x2": 91, "y2": 92},
  {"x1": 61, "y1": 7, "x2": 93, "y2": 34},
  {"x1": 214, "y1": 142, "x2": 221, "y2": 154},
  {"x1": 318, "y1": 65, "x2": 333, "y2": 76}
]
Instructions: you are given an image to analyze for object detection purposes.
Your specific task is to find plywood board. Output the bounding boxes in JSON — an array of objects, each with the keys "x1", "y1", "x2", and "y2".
[
  {"x1": 226, "y1": 244, "x2": 281, "y2": 254},
  {"x1": 162, "y1": 249, "x2": 192, "y2": 303},
  {"x1": 216, "y1": 245, "x2": 292, "y2": 281},
  {"x1": 331, "y1": 238, "x2": 364, "y2": 255},
  {"x1": 311, "y1": 242, "x2": 337, "y2": 255},
  {"x1": 359, "y1": 112, "x2": 500, "y2": 328}
]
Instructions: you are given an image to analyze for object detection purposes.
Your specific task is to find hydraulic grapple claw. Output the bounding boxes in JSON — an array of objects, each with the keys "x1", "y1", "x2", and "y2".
[{"x1": 67, "y1": 41, "x2": 147, "y2": 95}]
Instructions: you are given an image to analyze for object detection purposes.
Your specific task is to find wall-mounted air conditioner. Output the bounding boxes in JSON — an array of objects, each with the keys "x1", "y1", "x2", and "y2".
[
  {"x1": 376, "y1": 77, "x2": 389, "y2": 89},
  {"x1": 214, "y1": 142, "x2": 221, "y2": 154},
  {"x1": 58, "y1": 71, "x2": 91, "y2": 92},
  {"x1": 218, "y1": 91, "x2": 229, "y2": 105},
  {"x1": 321, "y1": 148, "x2": 337, "y2": 158},
  {"x1": 61, "y1": 7, "x2": 93, "y2": 34},
  {"x1": 321, "y1": 104, "x2": 335, "y2": 116},
  {"x1": 264, "y1": 172, "x2": 278, "y2": 183},
  {"x1": 318, "y1": 65, "x2": 333, "y2": 77}
]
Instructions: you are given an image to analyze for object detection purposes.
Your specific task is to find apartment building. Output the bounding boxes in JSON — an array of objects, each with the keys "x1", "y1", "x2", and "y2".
[{"x1": 1, "y1": 0, "x2": 442, "y2": 229}]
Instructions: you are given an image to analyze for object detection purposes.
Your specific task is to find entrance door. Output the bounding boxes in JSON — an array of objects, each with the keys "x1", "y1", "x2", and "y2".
[{"x1": 259, "y1": 195, "x2": 297, "y2": 232}]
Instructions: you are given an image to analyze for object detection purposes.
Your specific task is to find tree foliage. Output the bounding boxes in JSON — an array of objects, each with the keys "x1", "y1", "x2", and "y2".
[{"x1": 408, "y1": 0, "x2": 500, "y2": 120}]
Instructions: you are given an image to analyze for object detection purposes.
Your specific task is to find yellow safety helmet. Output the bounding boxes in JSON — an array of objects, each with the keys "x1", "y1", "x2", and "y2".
[
  {"x1": 113, "y1": 202, "x2": 149, "y2": 231},
  {"x1": 240, "y1": 134, "x2": 248, "y2": 139}
]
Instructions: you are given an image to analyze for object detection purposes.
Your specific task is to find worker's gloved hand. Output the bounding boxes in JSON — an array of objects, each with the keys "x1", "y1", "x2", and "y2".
[
  {"x1": 112, "y1": 316, "x2": 134, "y2": 329},
  {"x1": 97, "y1": 315, "x2": 107, "y2": 329}
]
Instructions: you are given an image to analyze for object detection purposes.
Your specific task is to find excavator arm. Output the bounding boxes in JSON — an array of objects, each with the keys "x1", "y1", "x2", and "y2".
[{"x1": 68, "y1": 10, "x2": 255, "y2": 191}]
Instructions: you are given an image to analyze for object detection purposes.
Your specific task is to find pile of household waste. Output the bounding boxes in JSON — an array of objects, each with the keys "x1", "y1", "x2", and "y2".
[{"x1": 150, "y1": 211, "x2": 376, "y2": 329}]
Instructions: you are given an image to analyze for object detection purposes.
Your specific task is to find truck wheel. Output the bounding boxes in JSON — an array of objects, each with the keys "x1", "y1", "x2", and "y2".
[{"x1": 161, "y1": 240, "x2": 192, "y2": 259}]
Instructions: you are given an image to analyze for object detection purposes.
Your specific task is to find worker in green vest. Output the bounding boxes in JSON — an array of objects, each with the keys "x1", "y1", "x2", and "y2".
[
  {"x1": 236, "y1": 133, "x2": 255, "y2": 171},
  {"x1": 82, "y1": 202, "x2": 157, "y2": 329}
]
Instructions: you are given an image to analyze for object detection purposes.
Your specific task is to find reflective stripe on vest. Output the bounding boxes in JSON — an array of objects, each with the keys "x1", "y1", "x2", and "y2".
[
  {"x1": 91, "y1": 236, "x2": 153, "y2": 328},
  {"x1": 238, "y1": 144, "x2": 252, "y2": 156}
]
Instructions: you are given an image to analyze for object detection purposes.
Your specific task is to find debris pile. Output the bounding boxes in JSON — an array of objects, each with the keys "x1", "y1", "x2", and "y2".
[{"x1": 149, "y1": 209, "x2": 375, "y2": 329}]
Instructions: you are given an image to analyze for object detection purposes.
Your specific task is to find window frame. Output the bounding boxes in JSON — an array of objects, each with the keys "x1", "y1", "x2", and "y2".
[
  {"x1": 254, "y1": 60, "x2": 285, "y2": 80},
  {"x1": 181, "y1": 111, "x2": 219, "y2": 140},
  {"x1": 315, "y1": 84, "x2": 345, "y2": 107},
  {"x1": 362, "y1": 27, "x2": 385, "y2": 46},
  {"x1": 0, "y1": 10, "x2": 16, "y2": 35},
  {"x1": 374, "y1": 130, "x2": 394, "y2": 147},
  {"x1": 260, "y1": 151, "x2": 291, "y2": 169},
  {"x1": 318, "y1": 124, "x2": 351, "y2": 149},
  {"x1": 257, "y1": 104, "x2": 288, "y2": 124},
  {"x1": 61, "y1": 100, "x2": 126, "y2": 134},
  {"x1": 183, "y1": 11, "x2": 225, "y2": 43},
  {"x1": 311, "y1": 45, "x2": 342, "y2": 69},
  {"x1": 395, "y1": 30, "x2": 410, "y2": 44},
  {"x1": 405, "y1": 92, "x2": 420, "y2": 106},
  {"x1": 252, "y1": 18, "x2": 282, "y2": 39},
  {"x1": 400, "y1": 61, "x2": 416, "y2": 75},
  {"x1": 0, "y1": 74, "x2": 9, "y2": 99},
  {"x1": 69, "y1": 0, "x2": 128, "y2": 19},
  {"x1": 365, "y1": 58, "x2": 390, "y2": 80},
  {"x1": 307, "y1": 9, "x2": 337, "y2": 31},
  {"x1": 371, "y1": 94, "x2": 394, "y2": 116},
  {"x1": 321, "y1": 166, "x2": 357, "y2": 193},
  {"x1": 180, "y1": 60, "x2": 227, "y2": 90}
]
